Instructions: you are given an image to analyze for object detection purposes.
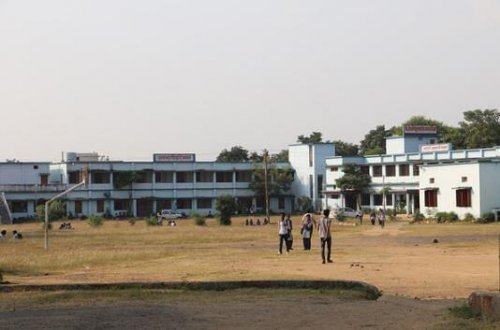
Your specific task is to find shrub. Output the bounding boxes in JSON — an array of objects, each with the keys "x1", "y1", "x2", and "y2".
[
  {"x1": 192, "y1": 213, "x2": 206, "y2": 226},
  {"x1": 128, "y1": 218, "x2": 136, "y2": 226},
  {"x1": 87, "y1": 215, "x2": 104, "y2": 227},
  {"x1": 216, "y1": 195, "x2": 236, "y2": 226},
  {"x1": 477, "y1": 212, "x2": 495, "y2": 223},
  {"x1": 412, "y1": 211, "x2": 425, "y2": 222},
  {"x1": 434, "y1": 212, "x2": 458, "y2": 223},
  {"x1": 335, "y1": 211, "x2": 346, "y2": 222},
  {"x1": 145, "y1": 216, "x2": 160, "y2": 226},
  {"x1": 448, "y1": 212, "x2": 459, "y2": 222},
  {"x1": 36, "y1": 200, "x2": 66, "y2": 221},
  {"x1": 463, "y1": 213, "x2": 475, "y2": 222},
  {"x1": 435, "y1": 212, "x2": 447, "y2": 223},
  {"x1": 385, "y1": 208, "x2": 396, "y2": 220}
]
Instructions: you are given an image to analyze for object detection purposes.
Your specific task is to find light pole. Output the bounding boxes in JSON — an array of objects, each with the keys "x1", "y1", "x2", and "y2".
[{"x1": 263, "y1": 149, "x2": 270, "y2": 223}]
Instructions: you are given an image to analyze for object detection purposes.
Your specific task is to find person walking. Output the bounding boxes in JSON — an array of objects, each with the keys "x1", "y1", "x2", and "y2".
[
  {"x1": 285, "y1": 213, "x2": 294, "y2": 251},
  {"x1": 377, "y1": 208, "x2": 386, "y2": 228},
  {"x1": 277, "y1": 213, "x2": 290, "y2": 255},
  {"x1": 318, "y1": 209, "x2": 333, "y2": 264},
  {"x1": 370, "y1": 210, "x2": 376, "y2": 225},
  {"x1": 301, "y1": 213, "x2": 315, "y2": 250}
]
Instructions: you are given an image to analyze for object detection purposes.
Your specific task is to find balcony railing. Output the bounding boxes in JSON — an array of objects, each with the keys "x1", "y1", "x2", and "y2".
[{"x1": 0, "y1": 184, "x2": 68, "y2": 193}]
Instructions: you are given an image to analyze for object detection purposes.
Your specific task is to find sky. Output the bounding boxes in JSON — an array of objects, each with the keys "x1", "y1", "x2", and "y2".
[{"x1": 1, "y1": 0, "x2": 499, "y2": 161}]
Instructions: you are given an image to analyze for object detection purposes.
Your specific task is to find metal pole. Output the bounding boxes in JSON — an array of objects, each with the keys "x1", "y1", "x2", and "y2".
[
  {"x1": 263, "y1": 149, "x2": 270, "y2": 224},
  {"x1": 44, "y1": 181, "x2": 85, "y2": 251},
  {"x1": 498, "y1": 234, "x2": 500, "y2": 292}
]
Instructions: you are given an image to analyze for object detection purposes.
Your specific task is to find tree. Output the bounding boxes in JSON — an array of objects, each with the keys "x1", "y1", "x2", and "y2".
[
  {"x1": 297, "y1": 132, "x2": 323, "y2": 144},
  {"x1": 249, "y1": 152, "x2": 263, "y2": 162},
  {"x1": 216, "y1": 195, "x2": 236, "y2": 225},
  {"x1": 249, "y1": 165, "x2": 294, "y2": 198},
  {"x1": 216, "y1": 146, "x2": 249, "y2": 162},
  {"x1": 296, "y1": 196, "x2": 313, "y2": 213},
  {"x1": 332, "y1": 140, "x2": 359, "y2": 156},
  {"x1": 113, "y1": 171, "x2": 142, "y2": 216},
  {"x1": 335, "y1": 163, "x2": 371, "y2": 209},
  {"x1": 36, "y1": 200, "x2": 66, "y2": 222},
  {"x1": 270, "y1": 149, "x2": 289, "y2": 162},
  {"x1": 359, "y1": 125, "x2": 390, "y2": 155},
  {"x1": 459, "y1": 109, "x2": 500, "y2": 149}
]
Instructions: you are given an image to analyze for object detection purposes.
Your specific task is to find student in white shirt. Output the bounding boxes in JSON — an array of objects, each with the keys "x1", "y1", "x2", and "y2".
[{"x1": 318, "y1": 209, "x2": 333, "y2": 264}]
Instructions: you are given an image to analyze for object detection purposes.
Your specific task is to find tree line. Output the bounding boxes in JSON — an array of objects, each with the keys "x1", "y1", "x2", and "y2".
[{"x1": 216, "y1": 109, "x2": 499, "y2": 161}]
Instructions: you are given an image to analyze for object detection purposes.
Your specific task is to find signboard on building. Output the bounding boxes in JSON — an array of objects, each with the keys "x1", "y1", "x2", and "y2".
[
  {"x1": 153, "y1": 153, "x2": 196, "y2": 162},
  {"x1": 404, "y1": 125, "x2": 438, "y2": 135},
  {"x1": 420, "y1": 144, "x2": 451, "y2": 153}
]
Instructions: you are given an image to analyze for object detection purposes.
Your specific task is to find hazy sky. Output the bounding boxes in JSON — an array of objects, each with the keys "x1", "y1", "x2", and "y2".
[{"x1": 1, "y1": 0, "x2": 499, "y2": 161}]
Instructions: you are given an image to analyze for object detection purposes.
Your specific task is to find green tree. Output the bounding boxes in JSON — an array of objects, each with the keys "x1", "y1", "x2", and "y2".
[
  {"x1": 216, "y1": 195, "x2": 236, "y2": 225},
  {"x1": 296, "y1": 196, "x2": 313, "y2": 213},
  {"x1": 359, "y1": 125, "x2": 390, "y2": 155},
  {"x1": 332, "y1": 140, "x2": 359, "y2": 156},
  {"x1": 335, "y1": 163, "x2": 372, "y2": 209},
  {"x1": 113, "y1": 171, "x2": 142, "y2": 216},
  {"x1": 297, "y1": 132, "x2": 323, "y2": 144},
  {"x1": 36, "y1": 200, "x2": 66, "y2": 221},
  {"x1": 216, "y1": 146, "x2": 249, "y2": 162},
  {"x1": 249, "y1": 165, "x2": 294, "y2": 198},
  {"x1": 459, "y1": 109, "x2": 500, "y2": 149},
  {"x1": 270, "y1": 149, "x2": 289, "y2": 162},
  {"x1": 249, "y1": 152, "x2": 263, "y2": 162}
]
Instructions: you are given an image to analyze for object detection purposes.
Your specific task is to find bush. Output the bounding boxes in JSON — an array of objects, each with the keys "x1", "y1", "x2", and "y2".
[
  {"x1": 412, "y1": 211, "x2": 425, "y2": 223},
  {"x1": 216, "y1": 195, "x2": 236, "y2": 226},
  {"x1": 145, "y1": 216, "x2": 160, "y2": 226},
  {"x1": 128, "y1": 218, "x2": 136, "y2": 226},
  {"x1": 335, "y1": 211, "x2": 346, "y2": 222},
  {"x1": 435, "y1": 212, "x2": 459, "y2": 223},
  {"x1": 463, "y1": 213, "x2": 475, "y2": 222},
  {"x1": 477, "y1": 212, "x2": 495, "y2": 223},
  {"x1": 87, "y1": 215, "x2": 104, "y2": 227},
  {"x1": 385, "y1": 208, "x2": 396, "y2": 220},
  {"x1": 36, "y1": 200, "x2": 66, "y2": 221},
  {"x1": 192, "y1": 213, "x2": 206, "y2": 226}
]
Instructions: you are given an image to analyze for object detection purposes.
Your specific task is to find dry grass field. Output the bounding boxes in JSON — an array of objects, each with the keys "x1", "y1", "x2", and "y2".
[
  {"x1": 1, "y1": 215, "x2": 499, "y2": 299},
  {"x1": 1, "y1": 216, "x2": 500, "y2": 329}
]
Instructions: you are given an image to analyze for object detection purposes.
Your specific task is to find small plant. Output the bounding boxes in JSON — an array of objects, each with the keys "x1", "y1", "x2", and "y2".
[
  {"x1": 87, "y1": 215, "x2": 104, "y2": 227},
  {"x1": 385, "y1": 208, "x2": 396, "y2": 221},
  {"x1": 192, "y1": 213, "x2": 206, "y2": 226},
  {"x1": 412, "y1": 210, "x2": 425, "y2": 223},
  {"x1": 448, "y1": 303, "x2": 481, "y2": 319},
  {"x1": 463, "y1": 213, "x2": 475, "y2": 222},
  {"x1": 128, "y1": 218, "x2": 136, "y2": 226},
  {"x1": 477, "y1": 212, "x2": 495, "y2": 223},
  {"x1": 216, "y1": 195, "x2": 236, "y2": 226},
  {"x1": 335, "y1": 211, "x2": 346, "y2": 222},
  {"x1": 145, "y1": 216, "x2": 160, "y2": 226}
]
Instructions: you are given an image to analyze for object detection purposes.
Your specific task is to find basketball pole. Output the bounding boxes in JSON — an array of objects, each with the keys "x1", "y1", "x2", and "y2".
[{"x1": 44, "y1": 168, "x2": 88, "y2": 251}]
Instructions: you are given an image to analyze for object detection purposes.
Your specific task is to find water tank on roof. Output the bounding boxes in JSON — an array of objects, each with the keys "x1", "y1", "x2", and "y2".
[{"x1": 64, "y1": 152, "x2": 77, "y2": 162}]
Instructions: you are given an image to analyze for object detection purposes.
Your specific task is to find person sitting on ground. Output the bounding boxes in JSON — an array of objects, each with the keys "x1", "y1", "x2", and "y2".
[
  {"x1": 0, "y1": 230, "x2": 7, "y2": 239},
  {"x1": 249, "y1": 219, "x2": 254, "y2": 226},
  {"x1": 256, "y1": 218, "x2": 261, "y2": 226},
  {"x1": 12, "y1": 230, "x2": 23, "y2": 240},
  {"x1": 245, "y1": 219, "x2": 249, "y2": 226}
]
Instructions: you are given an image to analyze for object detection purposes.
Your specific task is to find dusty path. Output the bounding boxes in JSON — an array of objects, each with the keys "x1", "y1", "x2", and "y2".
[{"x1": 0, "y1": 294, "x2": 456, "y2": 330}]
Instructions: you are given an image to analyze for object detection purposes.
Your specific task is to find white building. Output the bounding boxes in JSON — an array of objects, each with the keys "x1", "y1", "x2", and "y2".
[{"x1": 324, "y1": 127, "x2": 500, "y2": 220}]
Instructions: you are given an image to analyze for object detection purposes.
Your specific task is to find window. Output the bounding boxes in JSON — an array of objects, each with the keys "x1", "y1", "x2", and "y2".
[
  {"x1": 96, "y1": 200, "x2": 104, "y2": 213},
  {"x1": 215, "y1": 171, "x2": 233, "y2": 183},
  {"x1": 33, "y1": 165, "x2": 39, "y2": 170},
  {"x1": 385, "y1": 165, "x2": 395, "y2": 177},
  {"x1": 461, "y1": 176, "x2": 468, "y2": 183},
  {"x1": 196, "y1": 171, "x2": 213, "y2": 183},
  {"x1": 424, "y1": 190, "x2": 438, "y2": 207},
  {"x1": 372, "y1": 165, "x2": 382, "y2": 177},
  {"x1": 68, "y1": 171, "x2": 80, "y2": 184},
  {"x1": 176, "y1": 198, "x2": 192, "y2": 209},
  {"x1": 373, "y1": 194, "x2": 383, "y2": 206},
  {"x1": 91, "y1": 171, "x2": 110, "y2": 184},
  {"x1": 136, "y1": 171, "x2": 153, "y2": 183},
  {"x1": 11, "y1": 201, "x2": 28, "y2": 213},
  {"x1": 456, "y1": 189, "x2": 471, "y2": 207},
  {"x1": 317, "y1": 175, "x2": 323, "y2": 197},
  {"x1": 278, "y1": 196, "x2": 285, "y2": 210},
  {"x1": 360, "y1": 166, "x2": 369, "y2": 175},
  {"x1": 361, "y1": 194, "x2": 370, "y2": 206},
  {"x1": 309, "y1": 175, "x2": 314, "y2": 198},
  {"x1": 429, "y1": 178, "x2": 435, "y2": 184},
  {"x1": 75, "y1": 200, "x2": 82, "y2": 214},
  {"x1": 399, "y1": 164, "x2": 409, "y2": 177},
  {"x1": 197, "y1": 198, "x2": 212, "y2": 209},
  {"x1": 385, "y1": 193, "x2": 393, "y2": 206},
  {"x1": 330, "y1": 167, "x2": 339, "y2": 172},
  {"x1": 114, "y1": 199, "x2": 130, "y2": 211},
  {"x1": 235, "y1": 171, "x2": 252, "y2": 182},
  {"x1": 40, "y1": 174, "x2": 49, "y2": 186},
  {"x1": 155, "y1": 171, "x2": 173, "y2": 183},
  {"x1": 157, "y1": 199, "x2": 172, "y2": 210},
  {"x1": 309, "y1": 145, "x2": 313, "y2": 167},
  {"x1": 413, "y1": 164, "x2": 420, "y2": 176},
  {"x1": 176, "y1": 171, "x2": 194, "y2": 183}
]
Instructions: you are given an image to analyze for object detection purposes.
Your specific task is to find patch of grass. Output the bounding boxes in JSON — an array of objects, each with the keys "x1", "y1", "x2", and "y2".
[{"x1": 434, "y1": 303, "x2": 500, "y2": 330}]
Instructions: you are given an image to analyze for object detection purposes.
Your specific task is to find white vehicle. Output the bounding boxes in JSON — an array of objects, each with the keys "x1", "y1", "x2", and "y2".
[
  {"x1": 334, "y1": 207, "x2": 362, "y2": 219},
  {"x1": 157, "y1": 210, "x2": 183, "y2": 222}
]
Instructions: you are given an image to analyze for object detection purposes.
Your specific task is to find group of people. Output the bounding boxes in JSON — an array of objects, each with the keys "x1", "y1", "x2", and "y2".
[
  {"x1": 278, "y1": 210, "x2": 333, "y2": 264},
  {"x1": 0, "y1": 229, "x2": 23, "y2": 240},
  {"x1": 245, "y1": 218, "x2": 269, "y2": 226},
  {"x1": 59, "y1": 222, "x2": 74, "y2": 230},
  {"x1": 370, "y1": 209, "x2": 386, "y2": 228}
]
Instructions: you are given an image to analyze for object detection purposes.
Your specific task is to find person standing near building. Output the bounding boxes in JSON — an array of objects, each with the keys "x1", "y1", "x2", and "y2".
[
  {"x1": 318, "y1": 209, "x2": 333, "y2": 264},
  {"x1": 278, "y1": 213, "x2": 290, "y2": 255},
  {"x1": 377, "y1": 208, "x2": 385, "y2": 228},
  {"x1": 285, "y1": 213, "x2": 294, "y2": 251},
  {"x1": 301, "y1": 213, "x2": 315, "y2": 250}
]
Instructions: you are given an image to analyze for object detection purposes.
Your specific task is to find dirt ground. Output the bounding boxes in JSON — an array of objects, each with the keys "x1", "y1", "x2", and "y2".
[
  {"x1": 1, "y1": 219, "x2": 499, "y2": 329},
  {"x1": 0, "y1": 292, "x2": 457, "y2": 330}
]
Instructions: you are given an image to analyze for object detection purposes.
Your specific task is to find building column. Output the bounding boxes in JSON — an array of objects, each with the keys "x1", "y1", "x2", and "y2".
[{"x1": 132, "y1": 199, "x2": 137, "y2": 217}]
